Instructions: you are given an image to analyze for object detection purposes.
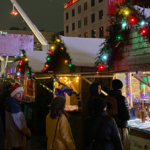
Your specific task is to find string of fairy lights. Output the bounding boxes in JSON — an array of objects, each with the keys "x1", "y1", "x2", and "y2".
[
  {"x1": 96, "y1": 0, "x2": 150, "y2": 70},
  {"x1": 43, "y1": 33, "x2": 74, "y2": 72}
]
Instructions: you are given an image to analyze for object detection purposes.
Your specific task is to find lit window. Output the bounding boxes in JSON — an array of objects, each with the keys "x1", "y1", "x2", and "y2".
[
  {"x1": 84, "y1": 32, "x2": 88, "y2": 38},
  {"x1": 99, "y1": 27, "x2": 104, "y2": 37},
  {"x1": 92, "y1": 30, "x2": 96, "y2": 38},
  {"x1": 99, "y1": 10, "x2": 103, "y2": 20}
]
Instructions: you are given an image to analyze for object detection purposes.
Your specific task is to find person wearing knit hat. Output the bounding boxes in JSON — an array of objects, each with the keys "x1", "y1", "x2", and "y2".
[
  {"x1": 87, "y1": 83, "x2": 106, "y2": 116},
  {"x1": 106, "y1": 79, "x2": 130, "y2": 150},
  {"x1": 5, "y1": 84, "x2": 31, "y2": 150},
  {"x1": 84, "y1": 97, "x2": 123, "y2": 150},
  {"x1": 46, "y1": 96, "x2": 75, "y2": 150}
]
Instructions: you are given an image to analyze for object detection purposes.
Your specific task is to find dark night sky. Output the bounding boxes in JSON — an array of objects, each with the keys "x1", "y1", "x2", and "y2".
[{"x1": 0, "y1": 0, "x2": 68, "y2": 32}]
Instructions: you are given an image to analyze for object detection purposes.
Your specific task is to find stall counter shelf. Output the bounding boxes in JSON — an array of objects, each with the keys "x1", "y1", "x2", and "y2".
[{"x1": 128, "y1": 119, "x2": 150, "y2": 150}]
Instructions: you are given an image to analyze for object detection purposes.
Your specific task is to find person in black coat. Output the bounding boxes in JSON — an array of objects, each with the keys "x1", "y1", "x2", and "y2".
[
  {"x1": 84, "y1": 97, "x2": 123, "y2": 150},
  {"x1": 87, "y1": 83, "x2": 106, "y2": 116},
  {"x1": 108, "y1": 79, "x2": 130, "y2": 150},
  {"x1": 0, "y1": 84, "x2": 12, "y2": 133}
]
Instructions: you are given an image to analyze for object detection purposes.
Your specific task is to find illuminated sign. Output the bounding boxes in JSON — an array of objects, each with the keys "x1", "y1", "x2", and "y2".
[
  {"x1": 108, "y1": 0, "x2": 124, "y2": 14},
  {"x1": 64, "y1": 0, "x2": 79, "y2": 9},
  {"x1": 0, "y1": 31, "x2": 7, "y2": 34}
]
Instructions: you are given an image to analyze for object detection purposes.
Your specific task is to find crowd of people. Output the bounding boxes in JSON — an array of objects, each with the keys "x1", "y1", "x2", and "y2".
[{"x1": 0, "y1": 79, "x2": 130, "y2": 150}]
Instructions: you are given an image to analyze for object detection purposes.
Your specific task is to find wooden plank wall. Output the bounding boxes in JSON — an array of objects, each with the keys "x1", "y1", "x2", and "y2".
[{"x1": 109, "y1": 28, "x2": 150, "y2": 71}]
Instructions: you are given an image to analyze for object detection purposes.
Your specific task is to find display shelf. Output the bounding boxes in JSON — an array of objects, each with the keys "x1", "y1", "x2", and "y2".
[{"x1": 128, "y1": 119, "x2": 150, "y2": 134}]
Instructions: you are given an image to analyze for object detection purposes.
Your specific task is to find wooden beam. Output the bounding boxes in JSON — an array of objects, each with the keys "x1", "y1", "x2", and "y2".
[
  {"x1": 82, "y1": 75, "x2": 113, "y2": 78},
  {"x1": 81, "y1": 76, "x2": 108, "y2": 96}
]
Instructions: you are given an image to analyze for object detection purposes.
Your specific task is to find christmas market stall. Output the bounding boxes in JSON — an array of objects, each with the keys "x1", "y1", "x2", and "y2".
[
  {"x1": 6, "y1": 50, "x2": 49, "y2": 133},
  {"x1": 96, "y1": 1, "x2": 150, "y2": 149},
  {"x1": 33, "y1": 34, "x2": 114, "y2": 150}
]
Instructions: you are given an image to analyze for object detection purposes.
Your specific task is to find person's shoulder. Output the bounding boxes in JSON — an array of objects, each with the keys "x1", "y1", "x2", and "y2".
[
  {"x1": 46, "y1": 113, "x2": 50, "y2": 119},
  {"x1": 59, "y1": 114, "x2": 68, "y2": 122},
  {"x1": 103, "y1": 115, "x2": 115, "y2": 124},
  {"x1": 5, "y1": 97, "x2": 21, "y2": 113}
]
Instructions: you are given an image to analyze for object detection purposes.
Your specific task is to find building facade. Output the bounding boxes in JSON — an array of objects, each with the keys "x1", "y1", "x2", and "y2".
[{"x1": 64, "y1": 0, "x2": 108, "y2": 38}]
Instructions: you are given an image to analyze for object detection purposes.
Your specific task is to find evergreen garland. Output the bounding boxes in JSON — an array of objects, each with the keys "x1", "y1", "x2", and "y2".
[
  {"x1": 15, "y1": 49, "x2": 32, "y2": 79},
  {"x1": 43, "y1": 32, "x2": 76, "y2": 73},
  {"x1": 95, "y1": 0, "x2": 150, "y2": 68}
]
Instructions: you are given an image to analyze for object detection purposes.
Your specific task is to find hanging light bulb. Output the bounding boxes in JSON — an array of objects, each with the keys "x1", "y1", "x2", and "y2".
[
  {"x1": 141, "y1": 28, "x2": 147, "y2": 34},
  {"x1": 49, "y1": 50, "x2": 52, "y2": 54},
  {"x1": 17, "y1": 76, "x2": 20, "y2": 79},
  {"x1": 68, "y1": 63, "x2": 72, "y2": 67},
  {"x1": 61, "y1": 47, "x2": 64, "y2": 50},
  {"x1": 47, "y1": 56, "x2": 51, "y2": 61},
  {"x1": 25, "y1": 58, "x2": 28, "y2": 61},
  {"x1": 56, "y1": 39, "x2": 60, "y2": 42},
  {"x1": 122, "y1": 22, "x2": 127, "y2": 28},
  {"x1": 124, "y1": 10, "x2": 129, "y2": 16},
  {"x1": 51, "y1": 46, "x2": 54, "y2": 50},
  {"x1": 19, "y1": 60, "x2": 23, "y2": 63},
  {"x1": 60, "y1": 77, "x2": 62, "y2": 79},
  {"x1": 76, "y1": 80, "x2": 78, "y2": 83},
  {"x1": 103, "y1": 55, "x2": 107, "y2": 60},
  {"x1": 69, "y1": 81, "x2": 71, "y2": 83},
  {"x1": 65, "y1": 60, "x2": 68, "y2": 64},
  {"x1": 17, "y1": 72, "x2": 21, "y2": 76},
  {"x1": 18, "y1": 68, "x2": 21, "y2": 71},
  {"x1": 66, "y1": 82, "x2": 68, "y2": 84},
  {"x1": 43, "y1": 67, "x2": 46, "y2": 71},
  {"x1": 98, "y1": 64, "x2": 104, "y2": 70},
  {"x1": 130, "y1": 17, "x2": 136, "y2": 24},
  {"x1": 141, "y1": 21, "x2": 145, "y2": 26},
  {"x1": 76, "y1": 77, "x2": 79, "y2": 79},
  {"x1": 45, "y1": 64, "x2": 49, "y2": 68}
]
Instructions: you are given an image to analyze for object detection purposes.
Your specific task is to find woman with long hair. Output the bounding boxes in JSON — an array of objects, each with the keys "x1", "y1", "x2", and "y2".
[{"x1": 46, "y1": 96, "x2": 75, "y2": 150}]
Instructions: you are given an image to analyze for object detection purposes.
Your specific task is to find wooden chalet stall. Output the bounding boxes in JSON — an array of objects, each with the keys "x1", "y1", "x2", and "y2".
[
  {"x1": 6, "y1": 50, "x2": 49, "y2": 133},
  {"x1": 107, "y1": 6, "x2": 150, "y2": 150},
  {"x1": 34, "y1": 36, "x2": 114, "y2": 150}
]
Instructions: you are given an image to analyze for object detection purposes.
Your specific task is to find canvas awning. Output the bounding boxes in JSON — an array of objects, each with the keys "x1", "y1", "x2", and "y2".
[
  {"x1": 26, "y1": 51, "x2": 47, "y2": 72},
  {"x1": 61, "y1": 36, "x2": 105, "y2": 67}
]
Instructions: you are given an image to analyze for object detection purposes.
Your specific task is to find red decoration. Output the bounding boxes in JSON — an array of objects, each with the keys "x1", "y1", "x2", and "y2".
[
  {"x1": 19, "y1": 60, "x2": 23, "y2": 63},
  {"x1": 43, "y1": 67, "x2": 46, "y2": 71},
  {"x1": 129, "y1": 17, "x2": 137, "y2": 24},
  {"x1": 49, "y1": 50, "x2": 52, "y2": 54},
  {"x1": 17, "y1": 76, "x2": 20, "y2": 79},
  {"x1": 11, "y1": 10, "x2": 18, "y2": 15},
  {"x1": 98, "y1": 64, "x2": 104, "y2": 70},
  {"x1": 141, "y1": 28, "x2": 147, "y2": 34},
  {"x1": 18, "y1": 68, "x2": 21, "y2": 71}
]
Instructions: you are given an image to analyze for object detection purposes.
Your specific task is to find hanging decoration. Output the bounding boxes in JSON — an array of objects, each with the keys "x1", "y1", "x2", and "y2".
[
  {"x1": 95, "y1": 0, "x2": 150, "y2": 68},
  {"x1": 55, "y1": 86, "x2": 72, "y2": 98},
  {"x1": 16, "y1": 50, "x2": 32, "y2": 79},
  {"x1": 43, "y1": 33, "x2": 75, "y2": 72}
]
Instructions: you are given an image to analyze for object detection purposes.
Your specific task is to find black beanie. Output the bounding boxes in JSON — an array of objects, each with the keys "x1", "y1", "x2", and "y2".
[
  {"x1": 94, "y1": 97, "x2": 106, "y2": 112},
  {"x1": 89, "y1": 83, "x2": 101, "y2": 96},
  {"x1": 112, "y1": 79, "x2": 123, "y2": 90},
  {"x1": 50, "y1": 96, "x2": 66, "y2": 110}
]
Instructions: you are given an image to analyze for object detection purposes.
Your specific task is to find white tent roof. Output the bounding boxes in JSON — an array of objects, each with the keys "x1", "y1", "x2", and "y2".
[
  {"x1": 61, "y1": 36, "x2": 105, "y2": 67},
  {"x1": 134, "y1": 5, "x2": 150, "y2": 18},
  {"x1": 26, "y1": 51, "x2": 47, "y2": 72}
]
